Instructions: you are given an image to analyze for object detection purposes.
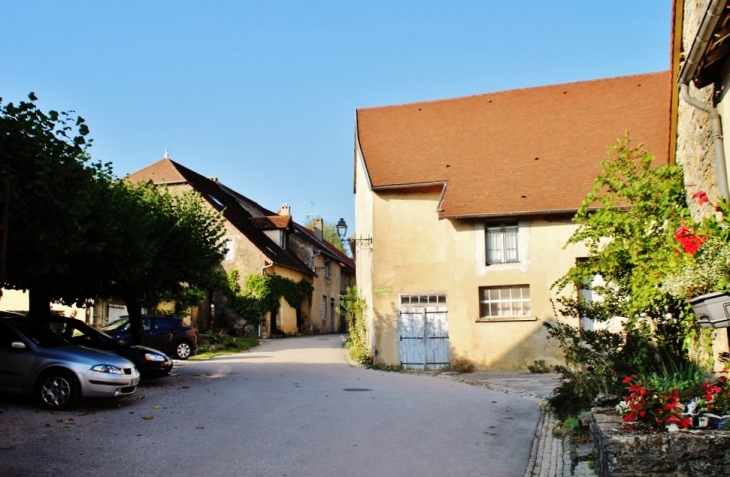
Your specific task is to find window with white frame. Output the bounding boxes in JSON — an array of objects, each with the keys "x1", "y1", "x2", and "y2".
[
  {"x1": 479, "y1": 285, "x2": 530, "y2": 318},
  {"x1": 400, "y1": 294, "x2": 447, "y2": 305},
  {"x1": 486, "y1": 222, "x2": 519, "y2": 265},
  {"x1": 223, "y1": 239, "x2": 234, "y2": 261}
]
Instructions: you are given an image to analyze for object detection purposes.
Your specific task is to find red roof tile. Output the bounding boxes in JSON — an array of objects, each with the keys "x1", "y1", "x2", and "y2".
[{"x1": 356, "y1": 72, "x2": 671, "y2": 218}]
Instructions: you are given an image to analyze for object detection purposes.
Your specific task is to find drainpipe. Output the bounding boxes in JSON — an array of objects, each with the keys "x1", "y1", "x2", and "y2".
[{"x1": 678, "y1": 0, "x2": 730, "y2": 200}]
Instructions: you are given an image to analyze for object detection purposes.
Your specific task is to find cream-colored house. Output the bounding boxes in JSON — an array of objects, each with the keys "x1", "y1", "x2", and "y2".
[
  {"x1": 354, "y1": 72, "x2": 671, "y2": 370},
  {"x1": 216, "y1": 184, "x2": 356, "y2": 334},
  {"x1": 673, "y1": 0, "x2": 730, "y2": 362},
  {"x1": 128, "y1": 156, "x2": 355, "y2": 336}
]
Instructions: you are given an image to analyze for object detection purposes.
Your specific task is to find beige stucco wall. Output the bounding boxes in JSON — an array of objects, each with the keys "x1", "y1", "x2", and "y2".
[
  {"x1": 308, "y1": 253, "x2": 346, "y2": 334},
  {"x1": 354, "y1": 141, "x2": 376, "y2": 353},
  {"x1": 360, "y1": 182, "x2": 586, "y2": 370}
]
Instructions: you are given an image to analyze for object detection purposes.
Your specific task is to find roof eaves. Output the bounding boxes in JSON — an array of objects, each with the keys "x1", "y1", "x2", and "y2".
[{"x1": 440, "y1": 207, "x2": 581, "y2": 220}]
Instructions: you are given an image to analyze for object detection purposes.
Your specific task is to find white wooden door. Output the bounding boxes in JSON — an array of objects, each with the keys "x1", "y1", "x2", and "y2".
[{"x1": 398, "y1": 305, "x2": 450, "y2": 370}]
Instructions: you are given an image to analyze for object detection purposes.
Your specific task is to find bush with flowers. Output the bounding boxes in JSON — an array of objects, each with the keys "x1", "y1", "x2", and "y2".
[
  {"x1": 616, "y1": 376, "x2": 692, "y2": 430},
  {"x1": 662, "y1": 191, "x2": 730, "y2": 301}
]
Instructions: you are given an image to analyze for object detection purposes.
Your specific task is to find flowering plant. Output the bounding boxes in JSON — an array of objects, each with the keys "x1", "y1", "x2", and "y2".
[
  {"x1": 702, "y1": 375, "x2": 730, "y2": 415},
  {"x1": 617, "y1": 376, "x2": 692, "y2": 430},
  {"x1": 662, "y1": 191, "x2": 730, "y2": 300}
]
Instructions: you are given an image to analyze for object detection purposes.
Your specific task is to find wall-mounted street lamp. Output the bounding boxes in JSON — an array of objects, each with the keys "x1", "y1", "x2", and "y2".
[{"x1": 335, "y1": 218, "x2": 372, "y2": 248}]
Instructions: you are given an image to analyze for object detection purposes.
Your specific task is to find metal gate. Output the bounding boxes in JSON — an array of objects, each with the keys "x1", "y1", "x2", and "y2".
[{"x1": 398, "y1": 305, "x2": 450, "y2": 370}]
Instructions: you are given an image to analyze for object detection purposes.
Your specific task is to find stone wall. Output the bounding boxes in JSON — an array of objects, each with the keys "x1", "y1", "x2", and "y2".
[
  {"x1": 676, "y1": 0, "x2": 719, "y2": 220},
  {"x1": 591, "y1": 408, "x2": 730, "y2": 476}
]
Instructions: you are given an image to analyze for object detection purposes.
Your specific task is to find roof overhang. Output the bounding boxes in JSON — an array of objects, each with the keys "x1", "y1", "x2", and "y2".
[{"x1": 679, "y1": 0, "x2": 730, "y2": 88}]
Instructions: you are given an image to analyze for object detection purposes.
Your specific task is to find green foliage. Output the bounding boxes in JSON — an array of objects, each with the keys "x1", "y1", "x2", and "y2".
[
  {"x1": 634, "y1": 351, "x2": 709, "y2": 398},
  {"x1": 192, "y1": 330, "x2": 259, "y2": 359},
  {"x1": 223, "y1": 270, "x2": 313, "y2": 330},
  {"x1": 545, "y1": 136, "x2": 709, "y2": 419},
  {"x1": 171, "y1": 286, "x2": 208, "y2": 319},
  {"x1": 366, "y1": 361, "x2": 404, "y2": 372},
  {"x1": 527, "y1": 359, "x2": 553, "y2": 374},
  {"x1": 339, "y1": 286, "x2": 370, "y2": 364},
  {"x1": 554, "y1": 135, "x2": 694, "y2": 348},
  {"x1": 0, "y1": 93, "x2": 112, "y2": 315},
  {"x1": 545, "y1": 319, "x2": 642, "y2": 419},
  {"x1": 553, "y1": 416, "x2": 581, "y2": 438}
]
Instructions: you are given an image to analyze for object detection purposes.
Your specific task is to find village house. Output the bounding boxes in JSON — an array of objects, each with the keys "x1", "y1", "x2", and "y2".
[
  {"x1": 354, "y1": 71, "x2": 671, "y2": 370},
  {"x1": 126, "y1": 155, "x2": 354, "y2": 336}
]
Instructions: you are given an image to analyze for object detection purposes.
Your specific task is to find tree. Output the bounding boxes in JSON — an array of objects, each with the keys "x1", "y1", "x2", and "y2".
[
  {"x1": 0, "y1": 94, "x2": 227, "y2": 340},
  {"x1": 95, "y1": 183, "x2": 227, "y2": 344},
  {"x1": 544, "y1": 136, "x2": 701, "y2": 418},
  {"x1": 0, "y1": 93, "x2": 112, "y2": 317},
  {"x1": 554, "y1": 135, "x2": 693, "y2": 335}
]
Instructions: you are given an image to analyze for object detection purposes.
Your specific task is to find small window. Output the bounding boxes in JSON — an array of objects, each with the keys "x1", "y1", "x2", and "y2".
[
  {"x1": 486, "y1": 222, "x2": 519, "y2": 265},
  {"x1": 400, "y1": 294, "x2": 447, "y2": 305},
  {"x1": 324, "y1": 257, "x2": 331, "y2": 278},
  {"x1": 479, "y1": 285, "x2": 531, "y2": 318},
  {"x1": 223, "y1": 239, "x2": 234, "y2": 261}
]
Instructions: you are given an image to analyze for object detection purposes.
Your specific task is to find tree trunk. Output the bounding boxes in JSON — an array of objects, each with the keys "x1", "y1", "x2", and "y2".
[
  {"x1": 123, "y1": 297, "x2": 144, "y2": 345},
  {"x1": 28, "y1": 286, "x2": 51, "y2": 320}
]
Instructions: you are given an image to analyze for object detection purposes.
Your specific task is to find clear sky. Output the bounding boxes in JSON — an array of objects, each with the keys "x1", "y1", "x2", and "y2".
[{"x1": 1, "y1": 1, "x2": 672, "y2": 232}]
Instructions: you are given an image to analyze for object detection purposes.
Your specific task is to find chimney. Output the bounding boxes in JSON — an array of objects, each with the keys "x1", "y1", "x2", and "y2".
[
  {"x1": 313, "y1": 218, "x2": 323, "y2": 241},
  {"x1": 278, "y1": 203, "x2": 291, "y2": 216}
]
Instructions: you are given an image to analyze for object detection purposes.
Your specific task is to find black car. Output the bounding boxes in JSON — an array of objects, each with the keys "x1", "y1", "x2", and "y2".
[
  {"x1": 45, "y1": 316, "x2": 173, "y2": 379},
  {"x1": 102, "y1": 314, "x2": 198, "y2": 360}
]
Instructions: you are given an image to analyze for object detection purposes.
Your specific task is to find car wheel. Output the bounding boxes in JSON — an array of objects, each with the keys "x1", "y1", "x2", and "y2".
[
  {"x1": 174, "y1": 340, "x2": 192, "y2": 360},
  {"x1": 36, "y1": 369, "x2": 79, "y2": 410}
]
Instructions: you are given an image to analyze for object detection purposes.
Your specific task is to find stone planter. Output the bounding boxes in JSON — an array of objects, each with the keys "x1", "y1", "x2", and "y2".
[
  {"x1": 591, "y1": 409, "x2": 730, "y2": 476},
  {"x1": 689, "y1": 292, "x2": 730, "y2": 329}
]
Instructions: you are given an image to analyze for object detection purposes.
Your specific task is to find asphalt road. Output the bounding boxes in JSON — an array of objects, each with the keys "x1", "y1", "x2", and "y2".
[{"x1": 0, "y1": 335, "x2": 540, "y2": 477}]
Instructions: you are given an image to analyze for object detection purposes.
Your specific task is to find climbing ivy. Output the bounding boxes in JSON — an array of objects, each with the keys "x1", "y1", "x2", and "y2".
[
  {"x1": 339, "y1": 286, "x2": 370, "y2": 364},
  {"x1": 223, "y1": 270, "x2": 313, "y2": 327}
]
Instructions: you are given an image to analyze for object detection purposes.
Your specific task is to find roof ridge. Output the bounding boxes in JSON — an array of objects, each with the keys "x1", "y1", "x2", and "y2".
[{"x1": 356, "y1": 71, "x2": 669, "y2": 112}]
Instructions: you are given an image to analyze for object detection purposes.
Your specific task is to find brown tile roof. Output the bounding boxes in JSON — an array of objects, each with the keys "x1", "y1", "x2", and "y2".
[
  {"x1": 217, "y1": 183, "x2": 355, "y2": 273},
  {"x1": 127, "y1": 158, "x2": 187, "y2": 184},
  {"x1": 128, "y1": 158, "x2": 314, "y2": 276},
  {"x1": 356, "y1": 72, "x2": 671, "y2": 218},
  {"x1": 249, "y1": 215, "x2": 292, "y2": 231}
]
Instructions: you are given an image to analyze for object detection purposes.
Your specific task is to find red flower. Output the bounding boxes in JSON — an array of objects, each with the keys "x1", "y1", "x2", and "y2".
[
  {"x1": 693, "y1": 191, "x2": 709, "y2": 205},
  {"x1": 623, "y1": 376, "x2": 633, "y2": 384},
  {"x1": 674, "y1": 225, "x2": 707, "y2": 255}
]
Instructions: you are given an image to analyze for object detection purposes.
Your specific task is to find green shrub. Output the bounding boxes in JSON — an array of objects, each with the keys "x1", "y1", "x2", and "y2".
[{"x1": 528, "y1": 359, "x2": 552, "y2": 374}]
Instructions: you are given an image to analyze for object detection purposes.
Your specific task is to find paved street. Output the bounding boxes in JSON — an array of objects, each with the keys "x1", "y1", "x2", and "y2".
[{"x1": 0, "y1": 336, "x2": 540, "y2": 477}]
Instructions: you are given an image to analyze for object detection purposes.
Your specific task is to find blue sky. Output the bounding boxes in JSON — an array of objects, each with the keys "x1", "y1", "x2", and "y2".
[{"x1": 1, "y1": 1, "x2": 672, "y2": 232}]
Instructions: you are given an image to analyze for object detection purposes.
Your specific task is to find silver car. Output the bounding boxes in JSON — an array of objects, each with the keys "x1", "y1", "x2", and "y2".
[{"x1": 0, "y1": 314, "x2": 140, "y2": 410}]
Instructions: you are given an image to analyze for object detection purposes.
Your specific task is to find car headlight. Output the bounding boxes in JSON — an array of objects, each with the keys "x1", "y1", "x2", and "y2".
[
  {"x1": 91, "y1": 364, "x2": 124, "y2": 375},
  {"x1": 144, "y1": 353, "x2": 165, "y2": 362}
]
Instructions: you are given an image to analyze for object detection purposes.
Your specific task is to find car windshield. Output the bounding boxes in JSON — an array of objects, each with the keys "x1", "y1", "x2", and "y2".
[
  {"x1": 8, "y1": 318, "x2": 70, "y2": 348},
  {"x1": 102, "y1": 318, "x2": 130, "y2": 332},
  {"x1": 52, "y1": 320, "x2": 118, "y2": 344}
]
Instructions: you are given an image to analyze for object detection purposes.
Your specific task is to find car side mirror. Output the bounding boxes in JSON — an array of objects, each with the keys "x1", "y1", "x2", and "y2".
[{"x1": 11, "y1": 341, "x2": 26, "y2": 349}]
